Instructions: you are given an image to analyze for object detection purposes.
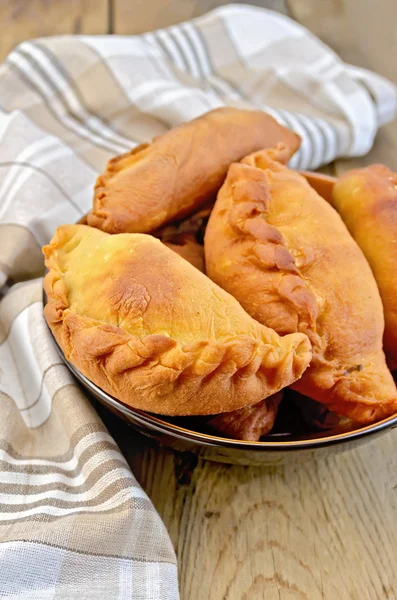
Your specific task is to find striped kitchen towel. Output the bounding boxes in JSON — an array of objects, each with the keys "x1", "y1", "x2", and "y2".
[
  {"x1": 0, "y1": 282, "x2": 178, "y2": 599},
  {"x1": 0, "y1": 4, "x2": 396, "y2": 599}
]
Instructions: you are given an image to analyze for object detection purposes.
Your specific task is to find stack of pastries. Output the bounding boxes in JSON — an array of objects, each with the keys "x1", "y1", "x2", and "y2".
[{"x1": 43, "y1": 108, "x2": 397, "y2": 441}]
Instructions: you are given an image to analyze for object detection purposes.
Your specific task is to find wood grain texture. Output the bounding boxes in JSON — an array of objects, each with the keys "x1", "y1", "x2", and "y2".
[
  {"x1": 103, "y1": 408, "x2": 397, "y2": 600},
  {"x1": 288, "y1": 0, "x2": 397, "y2": 80},
  {"x1": 2, "y1": 1, "x2": 397, "y2": 598},
  {"x1": 112, "y1": 0, "x2": 288, "y2": 34},
  {"x1": 0, "y1": 0, "x2": 109, "y2": 60}
]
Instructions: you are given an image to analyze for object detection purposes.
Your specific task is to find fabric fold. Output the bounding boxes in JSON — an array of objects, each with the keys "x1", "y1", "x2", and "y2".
[{"x1": 0, "y1": 279, "x2": 179, "y2": 599}]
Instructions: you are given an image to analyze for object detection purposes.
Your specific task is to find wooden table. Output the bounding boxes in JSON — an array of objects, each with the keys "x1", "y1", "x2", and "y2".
[{"x1": 2, "y1": 1, "x2": 397, "y2": 598}]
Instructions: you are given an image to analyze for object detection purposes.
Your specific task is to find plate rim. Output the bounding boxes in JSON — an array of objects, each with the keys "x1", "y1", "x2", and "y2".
[
  {"x1": 44, "y1": 317, "x2": 397, "y2": 452},
  {"x1": 42, "y1": 172, "x2": 397, "y2": 451}
]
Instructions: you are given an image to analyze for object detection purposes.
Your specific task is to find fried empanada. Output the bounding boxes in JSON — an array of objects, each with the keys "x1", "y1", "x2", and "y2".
[
  {"x1": 43, "y1": 225, "x2": 311, "y2": 416},
  {"x1": 87, "y1": 108, "x2": 300, "y2": 234},
  {"x1": 206, "y1": 393, "x2": 282, "y2": 441},
  {"x1": 333, "y1": 165, "x2": 397, "y2": 369},
  {"x1": 205, "y1": 146, "x2": 397, "y2": 423}
]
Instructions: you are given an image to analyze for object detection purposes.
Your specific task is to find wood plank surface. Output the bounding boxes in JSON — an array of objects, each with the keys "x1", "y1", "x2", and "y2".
[
  {"x1": 104, "y1": 409, "x2": 397, "y2": 600},
  {"x1": 1, "y1": 1, "x2": 397, "y2": 599},
  {"x1": 112, "y1": 0, "x2": 288, "y2": 34},
  {"x1": 0, "y1": 0, "x2": 109, "y2": 60}
]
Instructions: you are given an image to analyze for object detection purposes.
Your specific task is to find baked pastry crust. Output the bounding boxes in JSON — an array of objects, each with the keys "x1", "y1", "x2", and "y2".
[
  {"x1": 87, "y1": 108, "x2": 301, "y2": 234},
  {"x1": 205, "y1": 146, "x2": 397, "y2": 423},
  {"x1": 43, "y1": 224, "x2": 311, "y2": 416},
  {"x1": 333, "y1": 165, "x2": 397, "y2": 370},
  {"x1": 207, "y1": 393, "x2": 282, "y2": 441}
]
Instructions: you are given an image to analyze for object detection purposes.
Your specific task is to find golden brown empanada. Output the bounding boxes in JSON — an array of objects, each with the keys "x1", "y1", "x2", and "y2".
[
  {"x1": 333, "y1": 165, "x2": 397, "y2": 369},
  {"x1": 205, "y1": 146, "x2": 397, "y2": 423},
  {"x1": 43, "y1": 225, "x2": 311, "y2": 416},
  {"x1": 87, "y1": 108, "x2": 301, "y2": 234},
  {"x1": 206, "y1": 393, "x2": 282, "y2": 441}
]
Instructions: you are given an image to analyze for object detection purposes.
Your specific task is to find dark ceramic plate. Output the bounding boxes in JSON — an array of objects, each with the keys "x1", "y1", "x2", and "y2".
[
  {"x1": 43, "y1": 171, "x2": 397, "y2": 465},
  {"x1": 45, "y1": 319, "x2": 397, "y2": 467}
]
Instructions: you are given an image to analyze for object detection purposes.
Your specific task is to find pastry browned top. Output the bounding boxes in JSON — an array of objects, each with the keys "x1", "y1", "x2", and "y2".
[
  {"x1": 87, "y1": 107, "x2": 301, "y2": 235},
  {"x1": 333, "y1": 165, "x2": 397, "y2": 370},
  {"x1": 205, "y1": 146, "x2": 397, "y2": 423},
  {"x1": 43, "y1": 224, "x2": 311, "y2": 416}
]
